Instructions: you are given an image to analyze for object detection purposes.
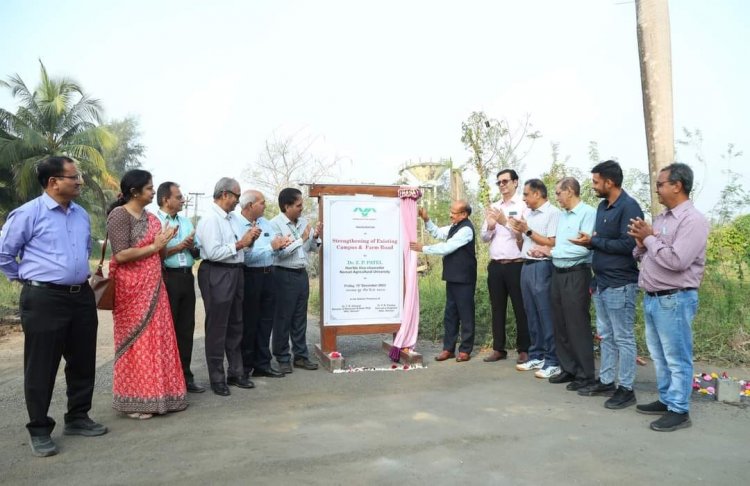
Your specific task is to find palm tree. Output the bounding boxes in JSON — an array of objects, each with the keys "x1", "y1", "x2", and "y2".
[{"x1": 0, "y1": 60, "x2": 118, "y2": 220}]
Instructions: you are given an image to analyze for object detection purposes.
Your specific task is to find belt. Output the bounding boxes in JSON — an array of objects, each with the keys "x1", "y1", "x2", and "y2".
[
  {"x1": 554, "y1": 263, "x2": 591, "y2": 274},
  {"x1": 245, "y1": 266, "x2": 274, "y2": 274},
  {"x1": 523, "y1": 259, "x2": 549, "y2": 265},
  {"x1": 646, "y1": 287, "x2": 697, "y2": 297},
  {"x1": 24, "y1": 280, "x2": 89, "y2": 293},
  {"x1": 163, "y1": 267, "x2": 193, "y2": 274},
  {"x1": 275, "y1": 266, "x2": 306, "y2": 274},
  {"x1": 203, "y1": 261, "x2": 243, "y2": 269},
  {"x1": 491, "y1": 258, "x2": 524, "y2": 264}
]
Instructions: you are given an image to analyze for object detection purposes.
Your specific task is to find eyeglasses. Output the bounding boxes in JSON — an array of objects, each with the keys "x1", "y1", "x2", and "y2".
[
  {"x1": 225, "y1": 190, "x2": 240, "y2": 199},
  {"x1": 54, "y1": 173, "x2": 83, "y2": 181},
  {"x1": 655, "y1": 181, "x2": 672, "y2": 188},
  {"x1": 496, "y1": 179, "x2": 512, "y2": 186}
]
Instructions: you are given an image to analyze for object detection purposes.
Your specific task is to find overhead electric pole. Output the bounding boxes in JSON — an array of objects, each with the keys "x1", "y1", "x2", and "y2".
[{"x1": 188, "y1": 192, "x2": 205, "y2": 226}]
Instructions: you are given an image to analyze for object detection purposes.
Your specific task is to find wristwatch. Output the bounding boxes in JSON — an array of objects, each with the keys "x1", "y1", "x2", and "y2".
[{"x1": 525, "y1": 229, "x2": 533, "y2": 237}]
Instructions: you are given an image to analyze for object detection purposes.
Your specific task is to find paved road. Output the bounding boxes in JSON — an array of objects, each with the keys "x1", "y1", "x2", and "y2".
[{"x1": 0, "y1": 303, "x2": 748, "y2": 485}]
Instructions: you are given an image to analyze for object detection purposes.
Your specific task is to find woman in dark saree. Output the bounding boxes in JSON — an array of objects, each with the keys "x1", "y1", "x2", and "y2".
[{"x1": 106, "y1": 170, "x2": 188, "y2": 419}]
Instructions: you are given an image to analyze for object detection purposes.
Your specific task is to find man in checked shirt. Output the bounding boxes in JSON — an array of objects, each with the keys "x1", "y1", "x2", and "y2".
[{"x1": 628, "y1": 163, "x2": 709, "y2": 432}]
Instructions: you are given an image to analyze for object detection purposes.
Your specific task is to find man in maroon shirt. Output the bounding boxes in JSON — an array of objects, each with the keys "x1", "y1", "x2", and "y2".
[{"x1": 628, "y1": 163, "x2": 709, "y2": 432}]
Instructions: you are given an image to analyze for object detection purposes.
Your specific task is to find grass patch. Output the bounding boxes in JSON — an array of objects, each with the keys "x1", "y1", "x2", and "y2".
[{"x1": 0, "y1": 278, "x2": 21, "y2": 319}]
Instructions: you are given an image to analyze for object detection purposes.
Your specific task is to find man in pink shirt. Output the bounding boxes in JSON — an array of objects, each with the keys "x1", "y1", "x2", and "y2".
[
  {"x1": 628, "y1": 163, "x2": 709, "y2": 432},
  {"x1": 481, "y1": 170, "x2": 530, "y2": 363}
]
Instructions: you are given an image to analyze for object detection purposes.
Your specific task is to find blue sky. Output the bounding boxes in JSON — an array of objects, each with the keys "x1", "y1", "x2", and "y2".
[{"x1": 1, "y1": 0, "x2": 748, "y2": 215}]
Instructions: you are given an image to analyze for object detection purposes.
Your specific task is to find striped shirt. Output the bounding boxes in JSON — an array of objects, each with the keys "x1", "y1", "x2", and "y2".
[
  {"x1": 269, "y1": 212, "x2": 320, "y2": 269},
  {"x1": 633, "y1": 200, "x2": 709, "y2": 292},
  {"x1": 195, "y1": 203, "x2": 244, "y2": 264},
  {"x1": 480, "y1": 196, "x2": 528, "y2": 260}
]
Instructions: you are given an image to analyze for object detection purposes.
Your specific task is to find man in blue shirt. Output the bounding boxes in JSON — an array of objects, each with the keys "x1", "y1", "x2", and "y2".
[
  {"x1": 571, "y1": 161, "x2": 644, "y2": 409},
  {"x1": 531, "y1": 177, "x2": 596, "y2": 391},
  {"x1": 270, "y1": 188, "x2": 322, "y2": 373},
  {"x1": 238, "y1": 189, "x2": 290, "y2": 378},
  {"x1": 155, "y1": 181, "x2": 204, "y2": 393},
  {"x1": 0, "y1": 156, "x2": 107, "y2": 457}
]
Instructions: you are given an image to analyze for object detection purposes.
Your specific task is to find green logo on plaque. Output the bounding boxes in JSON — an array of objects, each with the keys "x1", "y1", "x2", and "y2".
[{"x1": 353, "y1": 207, "x2": 376, "y2": 217}]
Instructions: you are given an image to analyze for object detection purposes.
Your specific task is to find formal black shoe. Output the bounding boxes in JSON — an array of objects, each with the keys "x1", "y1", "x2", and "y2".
[
  {"x1": 227, "y1": 375, "x2": 255, "y2": 389},
  {"x1": 548, "y1": 371, "x2": 575, "y2": 384},
  {"x1": 186, "y1": 381, "x2": 206, "y2": 393},
  {"x1": 279, "y1": 362, "x2": 293, "y2": 374},
  {"x1": 483, "y1": 350, "x2": 507, "y2": 362},
  {"x1": 650, "y1": 411, "x2": 691, "y2": 432},
  {"x1": 566, "y1": 379, "x2": 594, "y2": 391},
  {"x1": 636, "y1": 400, "x2": 669, "y2": 415},
  {"x1": 211, "y1": 382, "x2": 231, "y2": 396},
  {"x1": 293, "y1": 358, "x2": 319, "y2": 370},
  {"x1": 577, "y1": 379, "x2": 616, "y2": 397},
  {"x1": 605, "y1": 386, "x2": 637, "y2": 409},
  {"x1": 30, "y1": 435, "x2": 58, "y2": 457},
  {"x1": 63, "y1": 418, "x2": 108, "y2": 437},
  {"x1": 252, "y1": 368, "x2": 285, "y2": 378}
]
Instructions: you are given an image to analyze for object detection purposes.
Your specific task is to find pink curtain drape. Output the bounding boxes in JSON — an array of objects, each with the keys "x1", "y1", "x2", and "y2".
[{"x1": 390, "y1": 187, "x2": 421, "y2": 360}]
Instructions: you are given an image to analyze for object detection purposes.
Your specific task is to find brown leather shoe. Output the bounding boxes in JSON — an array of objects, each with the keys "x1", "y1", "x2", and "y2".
[
  {"x1": 434, "y1": 350, "x2": 456, "y2": 361},
  {"x1": 456, "y1": 352, "x2": 471, "y2": 362},
  {"x1": 516, "y1": 351, "x2": 529, "y2": 364},
  {"x1": 483, "y1": 350, "x2": 508, "y2": 362}
]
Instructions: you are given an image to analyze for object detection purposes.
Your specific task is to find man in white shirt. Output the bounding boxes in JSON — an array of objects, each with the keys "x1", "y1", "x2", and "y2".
[{"x1": 196, "y1": 177, "x2": 257, "y2": 396}]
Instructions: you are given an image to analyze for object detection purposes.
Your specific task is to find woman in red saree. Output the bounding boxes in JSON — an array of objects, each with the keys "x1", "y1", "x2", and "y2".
[{"x1": 106, "y1": 170, "x2": 188, "y2": 419}]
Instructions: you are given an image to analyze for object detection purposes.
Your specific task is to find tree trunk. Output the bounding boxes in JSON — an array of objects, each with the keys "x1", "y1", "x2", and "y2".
[{"x1": 636, "y1": 0, "x2": 674, "y2": 216}]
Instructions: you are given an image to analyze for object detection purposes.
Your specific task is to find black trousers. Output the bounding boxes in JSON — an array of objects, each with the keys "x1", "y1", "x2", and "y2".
[
  {"x1": 443, "y1": 281, "x2": 476, "y2": 354},
  {"x1": 19, "y1": 283, "x2": 98, "y2": 437},
  {"x1": 163, "y1": 269, "x2": 196, "y2": 382},
  {"x1": 241, "y1": 268, "x2": 276, "y2": 373},
  {"x1": 272, "y1": 267, "x2": 310, "y2": 363},
  {"x1": 487, "y1": 261, "x2": 529, "y2": 353},
  {"x1": 197, "y1": 262, "x2": 244, "y2": 384},
  {"x1": 550, "y1": 267, "x2": 595, "y2": 381}
]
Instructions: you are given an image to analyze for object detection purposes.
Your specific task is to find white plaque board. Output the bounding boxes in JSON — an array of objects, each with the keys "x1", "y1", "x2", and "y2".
[{"x1": 322, "y1": 195, "x2": 403, "y2": 326}]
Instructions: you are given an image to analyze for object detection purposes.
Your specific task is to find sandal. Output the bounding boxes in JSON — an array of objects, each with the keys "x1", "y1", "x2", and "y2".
[{"x1": 126, "y1": 412, "x2": 153, "y2": 420}]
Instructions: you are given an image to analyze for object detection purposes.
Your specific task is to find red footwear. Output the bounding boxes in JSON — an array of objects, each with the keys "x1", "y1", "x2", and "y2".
[
  {"x1": 434, "y1": 350, "x2": 456, "y2": 361},
  {"x1": 456, "y1": 352, "x2": 471, "y2": 362},
  {"x1": 516, "y1": 351, "x2": 529, "y2": 364}
]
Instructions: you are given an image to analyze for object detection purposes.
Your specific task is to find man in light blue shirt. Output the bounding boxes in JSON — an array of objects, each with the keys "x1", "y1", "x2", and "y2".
[
  {"x1": 269, "y1": 187, "x2": 322, "y2": 373},
  {"x1": 537, "y1": 177, "x2": 597, "y2": 391},
  {"x1": 238, "y1": 189, "x2": 290, "y2": 378},
  {"x1": 155, "y1": 181, "x2": 204, "y2": 394}
]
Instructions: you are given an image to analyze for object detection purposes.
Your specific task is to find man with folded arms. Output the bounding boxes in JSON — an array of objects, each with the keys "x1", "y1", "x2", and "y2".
[
  {"x1": 196, "y1": 177, "x2": 257, "y2": 396},
  {"x1": 270, "y1": 188, "x2": 322, "y2": 373},
  {"x1": 508, "y1": 179, "x2": 560, "y2": 378},
  {"x1": 481, "y1": 170, "x2": 530, "y2": 364},
  {"x1": 156, "y1": 181, "x2": 205, "y2": 393},
  {"x1": 628, "y1": 163, "x2": 709, "y2": 432},
  {"x1": 0, "y1": 156, "x2": 107, "y2": 457},
  {"x1": 238, "y1": 189, "x2": 290, "y2": 378},
  {"x1": 410, "y1": 201, "x2": 477, "y2": 363},
  {"x1": 570, "y1": 161, "x2": 643, "y2": 409}
]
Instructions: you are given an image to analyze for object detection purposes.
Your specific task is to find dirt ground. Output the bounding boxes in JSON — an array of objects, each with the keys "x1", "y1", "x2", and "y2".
[{"x1": 0, "y1": 301, "x2": 748, "y2": 485}]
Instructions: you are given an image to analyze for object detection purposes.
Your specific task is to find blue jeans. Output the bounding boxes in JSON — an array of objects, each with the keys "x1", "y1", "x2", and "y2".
[
  {"x1": 643, "y1": 290, "x2": 698, "y2": 414},
  {"x1": 520, "y1": 261, "x2": 558, "y2": 366},
  {"x1": 593, "y1": 283, "x2": 638, "y2": 389}
]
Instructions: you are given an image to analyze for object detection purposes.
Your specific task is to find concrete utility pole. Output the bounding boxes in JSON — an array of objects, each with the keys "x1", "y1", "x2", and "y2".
[
  {"x1": 188, "y1": 192, "x2": 205, "y2": 226},
  {"x1": 636, "y1": 0, "x2": 675, "y2": 216}
]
